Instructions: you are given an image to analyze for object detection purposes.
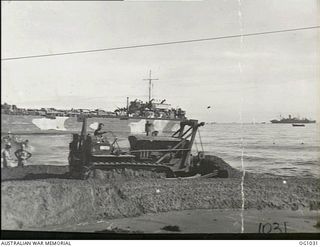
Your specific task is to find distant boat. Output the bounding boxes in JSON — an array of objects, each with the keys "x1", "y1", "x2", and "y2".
[
  {"x1": 292, "y1": 123, "x2": 305, "y2": 127},
  {"x1": 271, "y1": 114, "x2": 316, "y2": 124}
]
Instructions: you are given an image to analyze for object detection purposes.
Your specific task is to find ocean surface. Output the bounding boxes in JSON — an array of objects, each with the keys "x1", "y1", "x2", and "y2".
[{"x1": 1, "y1": 123, "x2": 319, "y2": 178}]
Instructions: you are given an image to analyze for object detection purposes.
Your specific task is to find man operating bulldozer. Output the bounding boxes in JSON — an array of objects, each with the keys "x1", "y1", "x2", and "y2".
[{"x1": 94, "y1": 123, "x2": 107, "y2": 137}]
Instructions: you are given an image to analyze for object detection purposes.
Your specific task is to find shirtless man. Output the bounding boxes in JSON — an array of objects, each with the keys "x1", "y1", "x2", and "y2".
[
  {"x1": 2, "y1": 144, "x2": 13, "y2": 168},
  {"x1": 15, "y1": 143, "x2": 32, "y2": 167}
]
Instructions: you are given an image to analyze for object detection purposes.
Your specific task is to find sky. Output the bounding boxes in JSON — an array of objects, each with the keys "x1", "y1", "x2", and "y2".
[{"x1": 1, "y1": 0, "x2": 320, "y2": 123}]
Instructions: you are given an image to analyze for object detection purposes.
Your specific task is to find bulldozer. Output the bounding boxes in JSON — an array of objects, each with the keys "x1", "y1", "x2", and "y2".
[{"x1": 68, "y1": 117, "x2": 229, "y2": 179}]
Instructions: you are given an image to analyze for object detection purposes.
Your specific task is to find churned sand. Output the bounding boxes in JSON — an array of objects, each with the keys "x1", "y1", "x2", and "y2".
[{"x1": 1, "y1": 172, "x2": 319, "y2": 233}]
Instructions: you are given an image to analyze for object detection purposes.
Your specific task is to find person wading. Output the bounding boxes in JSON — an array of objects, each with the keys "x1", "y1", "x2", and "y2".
[
  {"x1": 15, "y1": 143, "x2": 32, "y2": 167},
  {"x1": 2, "y1": 144, "x2": 13, "y2": 168}
]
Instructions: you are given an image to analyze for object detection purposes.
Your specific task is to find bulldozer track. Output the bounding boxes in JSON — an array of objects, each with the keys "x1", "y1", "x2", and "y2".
[{"x1": 83, "y1": 161, "x2": 176, "y2": 179}]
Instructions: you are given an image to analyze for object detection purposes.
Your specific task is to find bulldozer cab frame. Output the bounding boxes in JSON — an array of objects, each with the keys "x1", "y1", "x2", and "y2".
[
  {"x1": 159, "y1": 119, "x2": 204, "y2": 169},
  {"x1": 128, "y1": 119, "x2": 205, "y2": 170},
  {"x1": 69, "y1": 115, "x2": 205, "y2": 178}
]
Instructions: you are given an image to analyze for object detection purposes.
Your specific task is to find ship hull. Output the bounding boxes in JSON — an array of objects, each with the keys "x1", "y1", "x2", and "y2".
[
  {"x1": 270, "y1": 120, "x2": 316, "y2": 124},
  {"x1": 1, "y1": 114, "x2": 181, "y2": 135}
]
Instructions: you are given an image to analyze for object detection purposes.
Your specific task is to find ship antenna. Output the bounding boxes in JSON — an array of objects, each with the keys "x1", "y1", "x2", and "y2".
[{"x1": 143, "y1": 70, "x2": 158, "y2": 102}]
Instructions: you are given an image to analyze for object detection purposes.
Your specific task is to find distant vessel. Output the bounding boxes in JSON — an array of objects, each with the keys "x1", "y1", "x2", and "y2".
[
  {"x1": 1, "y1": 72, "x2": 186, "y2": 135},
  {"x1": 292, "y1": 123, "x2": 305, "y2": 127},
  {"x1": 270, "y1": 115, "x2": 316, "y2": 124}
]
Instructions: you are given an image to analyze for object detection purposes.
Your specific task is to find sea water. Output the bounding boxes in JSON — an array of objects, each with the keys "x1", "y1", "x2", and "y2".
[
  {"x1": 1, "y1": 123, "x2": 319, "y2": 178},
  {"x1": 199, "y1": 123, "x2": 320, "y2": 178}
]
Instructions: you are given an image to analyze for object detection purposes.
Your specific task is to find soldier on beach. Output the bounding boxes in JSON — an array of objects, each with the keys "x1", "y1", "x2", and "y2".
[
  {"x1": 14, "y1": 143, "x2": 32, "y2": 167},
  {"x1": 2, "y1": 144, "x2": 13, "y2": 168}
]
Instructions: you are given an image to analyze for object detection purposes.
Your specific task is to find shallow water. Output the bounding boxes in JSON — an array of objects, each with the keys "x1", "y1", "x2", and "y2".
[{"x1": 1, "y1": 123, "x2": 319, "y2": 178}]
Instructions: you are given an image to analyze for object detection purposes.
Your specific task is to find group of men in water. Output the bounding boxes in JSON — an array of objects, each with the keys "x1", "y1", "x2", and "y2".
[{"x1": 1, "y1": 132, "x2": 32, "y2": 168}]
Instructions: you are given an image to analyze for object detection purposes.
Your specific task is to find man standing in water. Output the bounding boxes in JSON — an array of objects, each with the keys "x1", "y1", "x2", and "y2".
[
  {"x1": 14, "y1": 143, "x2": 32, "y2": 167},
  {"x1": 2, "y1": 144, "x2": 13, "y2": 168},
  {"x1": 2, "y1": 131, "x2": 13, "y2": 144}
]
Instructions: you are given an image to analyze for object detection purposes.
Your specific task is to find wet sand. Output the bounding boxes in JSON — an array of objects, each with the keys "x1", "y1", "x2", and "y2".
[{"x1": 29, "y1": 209, "x2": 320, "y2": 233}]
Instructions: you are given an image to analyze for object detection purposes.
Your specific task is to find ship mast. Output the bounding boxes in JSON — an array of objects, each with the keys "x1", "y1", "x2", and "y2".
[{"x1": 143, "y1": 70, "x2": 158, "y2": 102}]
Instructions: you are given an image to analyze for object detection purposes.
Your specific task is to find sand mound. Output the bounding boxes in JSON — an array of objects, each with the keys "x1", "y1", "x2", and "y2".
[
  {"x1": 199, "y1": 155, "x2": 243, "y2": 178},
  {"x1": 2, "y1": 176, "x2": 319, "y2": 230}
]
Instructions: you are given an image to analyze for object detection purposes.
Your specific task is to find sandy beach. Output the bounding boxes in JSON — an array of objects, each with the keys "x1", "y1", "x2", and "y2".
[
  {"x1": 27, "y1": 209, "x2": 320, "y2": 234},
  {"x1": 2, "y1": 171, "x2": 319, "y2": 233}
]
